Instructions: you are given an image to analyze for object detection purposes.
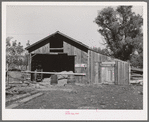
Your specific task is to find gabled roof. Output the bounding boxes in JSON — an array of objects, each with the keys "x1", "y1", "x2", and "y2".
[{"x1": 25, "y1": 31, "x2": 89, "y2": 52}]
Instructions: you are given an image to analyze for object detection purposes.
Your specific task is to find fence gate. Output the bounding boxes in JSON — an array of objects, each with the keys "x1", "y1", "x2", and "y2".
[{"x1": 100, "y1": 62, "x2": 115, "y2": 84}]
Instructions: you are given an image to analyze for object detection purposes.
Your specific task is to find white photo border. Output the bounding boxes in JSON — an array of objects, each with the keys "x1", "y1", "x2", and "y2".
[{"x1": 2, "y1": 2, "x2": 148, "y2": 120}]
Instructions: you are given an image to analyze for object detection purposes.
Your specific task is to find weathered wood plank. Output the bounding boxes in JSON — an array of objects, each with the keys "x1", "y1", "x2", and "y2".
[
  {"x1": 90, "y1": 51, "x2": 93, "y2": 84},
  {"x1": 74, "y1": 47, "x2": 81, "y2": 64},
  {"x1": 70, "y1": 45, "x2": 74, "y2": 55},
  {"x1": 94, "y1": 52, "x2": 97, "y2": 62},
  {"x1": 74, "y1": 47, "x2": 78, "y2": 83},
  {"x1": 117, "y1": 62, "x2": 120, "y2": 84},
  {"x1": 123, "y1": 62, "x2": 125, "y2": 84},
  {"x1": 122, "y1": 62, "x2": 125, "y2": 84},
  {"x1": 91, "y1": 51, "x2": 95, "y2": 84},
  {"x1": 101, "y1": 67, "x2": 106, "y2": 83},
  {"x1": 88, "y1": 50, "x2": 91, "y2": 84},
  {"x1": 119, "y1": 62, "x2": 121, "y2": 84},
  {"x1": 128, "y1": 63, "x2": 130, "y2": 84},
  {"x1": 125, "y1": 63, "x2": 129, "y2": 84},
  {"x1": 101, "y1": 62, "x2": 115, "y2": 65},
  {"x1": 94, "y1": 62, "x2": 99, "y2": 84},
  {"x1": 29, "y1": 53, "x2": 31, "y2": 71},
  {"x1": 81, "y1": 51, "x2": 88, "y2": 63},
  {"x1": 64, "y1": 41, "x2": 75, "y2": 55},
  {"x1": 114, "y1": 61, "x2": 118, "y2": 85},
  {"x1": 100, "y1": 55, "x2": 104, "y2": 62},
  {"x1": 121, "y1": 62, "x2": 123, "y2": 84},
  {"x1": 81, "y1": 51, "x2": 88, "y2": 84},
  {"x1": 124, "y1": 62, "x2": 127, "y2": 84},
  {"x1": 74, "y1": 48, "x2": 82, "y2": 83},
  {"x1": 92, "y1": 52, "x2": 100, "y2": 84},
  {"x1": 68, "y1": 44, "x2": 72, "y2": 55},
  {"x1": 97, "y1": 54, "x2": 101, "y2": 83},
  {"x1": 63, "y1": 42, "x2": 69, "y2": 54},
  {"x1": 22, "y1": 71, "x2": 86, "y2": 76},
  {"x1": 120, "y1": 62, "x2": 123, "y2": 84},
  {"x1": 48, "y1": 42, "x2": 50, "y2": 52},
  {"x1": 49, "y1": 48, "x2": 64, "y2": 50},
  {"x1": 125, "y1": 62, "x2": 129, "y2": 85}
]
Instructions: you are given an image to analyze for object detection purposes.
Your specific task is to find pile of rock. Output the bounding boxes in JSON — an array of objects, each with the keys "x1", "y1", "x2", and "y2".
[
  {"x1": 57, "y1": 71, "x2": 74, "y2": 86},
  {"x1": 40, "y1": 71, "x2": 75, "y2": 86}
]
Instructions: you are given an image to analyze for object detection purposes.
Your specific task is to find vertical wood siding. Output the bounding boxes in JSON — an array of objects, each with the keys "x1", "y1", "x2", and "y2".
[
  {"x1": 63, "y1": 41, "x2": 88, "y2": 84},
  {"x1": 88, "y1": 50, "x2": 129, "y2": 85},
  {"x1": 115, "y1": 60, "x2": 129, "y2": 85},
  {"x1": 32, "y1": 43, "x2": 49, "y2": 53},
  {"x1": 29, "y1": 37, "x2": 129, "y2": 85}
]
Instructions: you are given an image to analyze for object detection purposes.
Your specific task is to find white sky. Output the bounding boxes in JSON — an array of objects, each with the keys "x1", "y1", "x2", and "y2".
[{"x1": 6, "y1": 4, "x2": 143, "y2": 49}]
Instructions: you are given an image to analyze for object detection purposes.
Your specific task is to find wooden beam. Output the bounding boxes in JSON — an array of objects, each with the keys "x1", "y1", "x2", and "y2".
[
  {"x1": 30, "y1": 52, "x2": 68, "y2": 55},
  {"x1": 31, "y1": 53, "x2": 37, "y2": 58},
  {"x1": 101, "y1": 62, "x2": 115, "y2": 64},
  {"x1": 131, "y1": 74, "x2": 143, "y2": 77},
  {"x1": 49, "y1": 48, "x2": 64, "y2": 50},
  {"x1": 131, "y1": 67, "x2": 143, "y2": 72},
  {"x1": 22, "y1": 71, "x2": 86, "y2": 76}
]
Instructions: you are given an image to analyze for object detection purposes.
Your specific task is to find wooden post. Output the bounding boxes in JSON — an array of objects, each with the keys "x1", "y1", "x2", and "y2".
[
  {"x1": 29, "y1": 53, "x2": 31, "y2": 71},
  {"x1": 29, "y1": 53, "x2": 32, "y2": 81},
  {"x1": 91, "y1": 51, "x2": 95, "y2": 84},
  {"x1": 34, "y1": 69, "x2": 37, "y2": 82},
  {"x1": 128, "y1": 63, "x2": 131, "y2": 84},
  {"x1": 114, "y1": 61, "x2": 118, "y2": 85},
  {"x1": 90, "y1": 51, "x2": 93, "y2": 84},
  {"x1": 6, "y1": 63, "x2": 9, "y2": 85}
]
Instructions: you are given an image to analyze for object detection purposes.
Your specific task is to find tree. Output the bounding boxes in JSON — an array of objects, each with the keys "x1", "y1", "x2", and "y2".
[
  {"x1": 95, "y1": 6, "x2": 143, "y2": 64},
  {"x1": 6, "y1": 37, "x2": 13, "y2": 46},
  {"x1": 90, "y1": 46, "x2": 111, "y2": 56},
  {"x1": 26, "y1": 40, "x2": 30, "y2": 47},
  {"x1": 130, "y1": 53, "x2": 143, "y2": 68},
  {"x1": 6, "y1": 37, "x2": 25, "y2": 69}
]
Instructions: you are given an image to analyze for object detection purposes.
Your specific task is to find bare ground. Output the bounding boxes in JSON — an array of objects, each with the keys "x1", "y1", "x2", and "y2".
[{"x1": 6, "y1": 83, "x2": 143, "y2": 109}]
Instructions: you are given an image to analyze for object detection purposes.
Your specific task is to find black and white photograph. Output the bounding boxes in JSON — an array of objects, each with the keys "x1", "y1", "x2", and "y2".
[{"x1": 2, "y1": 2, "x2": 147, "y2": 120}]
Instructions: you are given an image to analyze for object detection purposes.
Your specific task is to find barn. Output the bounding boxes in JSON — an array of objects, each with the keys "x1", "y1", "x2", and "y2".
[{"x1": 25, "y1": 31, "x2": 130, "y2": 85}]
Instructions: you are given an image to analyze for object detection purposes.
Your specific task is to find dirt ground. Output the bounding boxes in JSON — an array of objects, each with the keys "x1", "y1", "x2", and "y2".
[{"x1": 7, "y1": 83, "x2": 143, "y2": 109}]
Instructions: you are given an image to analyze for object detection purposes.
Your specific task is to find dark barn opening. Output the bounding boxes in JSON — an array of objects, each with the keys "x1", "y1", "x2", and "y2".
[
  {"x1": 31, "y1": 53, "x2": 75, "y2": 80},
  {"x1": 50, "y1": 38, "x2": 63, "y2": 52}
]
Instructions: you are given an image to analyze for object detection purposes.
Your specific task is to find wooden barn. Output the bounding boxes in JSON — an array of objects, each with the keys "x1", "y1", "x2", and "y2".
[{"x1": 25, "y1": 31, "x2": 130, "y2": 85}]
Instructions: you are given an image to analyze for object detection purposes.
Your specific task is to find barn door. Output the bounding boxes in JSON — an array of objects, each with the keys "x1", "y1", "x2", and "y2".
[{"x1": 100, "y1": 62, "x2": 115, "y2": 84}]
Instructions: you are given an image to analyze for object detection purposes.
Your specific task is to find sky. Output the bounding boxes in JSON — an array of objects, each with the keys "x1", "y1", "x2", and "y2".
[{"x1": 6, "y1": 4, "x2": 143, "y2": 49}]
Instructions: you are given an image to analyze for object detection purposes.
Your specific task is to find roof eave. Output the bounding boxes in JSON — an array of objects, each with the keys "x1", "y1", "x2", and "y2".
[{"x1": 25, "y1": 31, "x2": 89, "y2": 51}]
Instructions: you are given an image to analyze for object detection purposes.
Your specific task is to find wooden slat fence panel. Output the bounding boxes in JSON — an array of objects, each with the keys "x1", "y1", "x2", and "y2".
[
  {"x1": 87, "y1": 50, "x2": 130, "y2": 85},
  {"x1": 116, "y1": 61, "x2": 129, "y2": 85},
  {"x1": 125, "y1": 62, "x2": 129, "y2": 85}
]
